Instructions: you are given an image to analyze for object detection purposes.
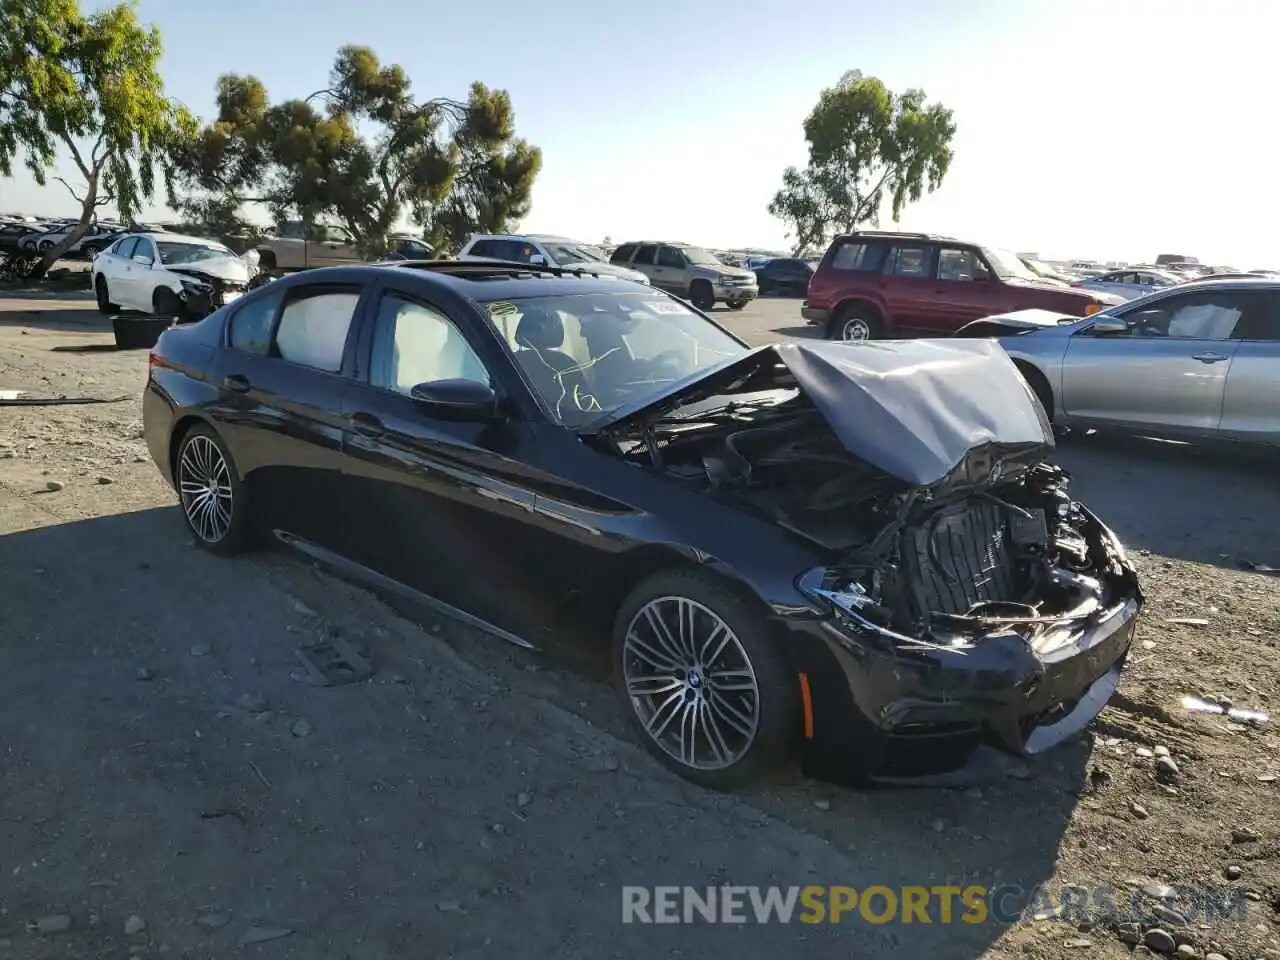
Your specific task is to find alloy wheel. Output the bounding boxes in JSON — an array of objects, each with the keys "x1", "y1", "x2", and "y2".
[
  {"x1": 178, "y1": 434, "x2": 233, "y2": 543},
  {"x1": 841, "y1": 316, "x2": 871, "y2": 341},
  {"x1": 621, "y1": 596, "x2": 761, "y2": 771}
]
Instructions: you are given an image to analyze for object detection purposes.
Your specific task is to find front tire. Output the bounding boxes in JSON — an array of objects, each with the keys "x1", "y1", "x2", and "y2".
[
  {"x1": 153, "y1": 286, "x2": 186, "y2": 320},
  {"x1": 175, "y1": 424, "x2": 252, "y2": 556},
  {"x1": 689, "y1": 280, "x2": 716, "y2": 311},
  {"x1": 613, "y1": 568, "x2": 797, "y2": 790}
]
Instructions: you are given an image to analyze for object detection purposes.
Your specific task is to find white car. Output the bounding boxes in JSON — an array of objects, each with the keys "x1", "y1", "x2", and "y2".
[
  {"x1": 92, "y1": 232, "x2": 255, "y2": 318},
  {"x1": 1071, "y1": 267, "x2": 1182, "y2": 301},
  {"x1": 457, "y1": 233, "x2": 650, "y2": 284}
]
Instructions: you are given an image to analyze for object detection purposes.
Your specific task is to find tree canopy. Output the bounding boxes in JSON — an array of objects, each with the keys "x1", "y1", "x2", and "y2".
[
  {"x1": 768, "y1": 70, "x2": 956, "y2": 255},
  {"x1": 170, "y1": 45, "x2": 542, "y2": 255},
  {"x1": 0, "y1": 0, "x2": 192, "y2": 273}
]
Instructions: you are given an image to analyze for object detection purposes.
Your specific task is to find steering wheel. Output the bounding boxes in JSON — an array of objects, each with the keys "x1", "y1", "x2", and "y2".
[{"x1": 646, "y1": 349, "x2": 686, "y2": 378}]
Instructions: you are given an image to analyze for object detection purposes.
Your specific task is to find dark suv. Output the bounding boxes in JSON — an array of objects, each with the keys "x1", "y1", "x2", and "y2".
[{"x1": 802, "y1": 231, "x2": 1124, "y2": 341}]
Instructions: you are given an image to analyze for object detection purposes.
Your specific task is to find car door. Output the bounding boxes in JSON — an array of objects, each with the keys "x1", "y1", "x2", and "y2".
[
  {"x1": 211, "y1": 279, "x2": 369, "y2": 551},
  {"x1": 313, "y1": 225, "x2": 360, "y2": 266},
  {"x1": 929, "y1": 245, "x2": 998, "y2": 331},
  {"x1": 1218, "y1": 290, "x2": 1280, "y2": 443},
  {"x1": 339, "y1": 285, "x2": 551, "y2": 640},
  {"x1": 629, "y1": 244, "x2": 660, "y2": 287},
  {"x1": 1086, "y1": 271, "x2": 1132, "y2": 298},
  {"x1": 880, "y1": 243, "x2": 939, "y2": 333},
  {"x1": 651, "y1": 245, "x2": 689, "y2": 294},
  {"x1": 1058, "y1": 288, "x2": 1253, "y2": 433},
  {"x1": 125, "y1": 236, "x2": 162, "y2": 309},
  {"x1": 96, "y1": 237, "x2": 136, "y2": 308}
]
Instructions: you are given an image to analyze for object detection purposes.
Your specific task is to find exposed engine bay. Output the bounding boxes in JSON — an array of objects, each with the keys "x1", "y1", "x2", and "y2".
[{"x1": 612, "y1": 394, "x2": 1135, "y2": 644}]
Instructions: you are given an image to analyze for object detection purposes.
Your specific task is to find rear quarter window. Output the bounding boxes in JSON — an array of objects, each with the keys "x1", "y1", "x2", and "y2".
[
  {"x1": 610, "y1": 243, "x2": 638, "y2": 264},
  {"x1": 829, "y1": 240, "x2": 887, "y2": 272}
]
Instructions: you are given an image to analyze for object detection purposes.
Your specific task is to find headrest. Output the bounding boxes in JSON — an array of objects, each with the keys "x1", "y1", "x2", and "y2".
[{"x1": 515, "y1": 307, "x2": 564, "y2": 350}]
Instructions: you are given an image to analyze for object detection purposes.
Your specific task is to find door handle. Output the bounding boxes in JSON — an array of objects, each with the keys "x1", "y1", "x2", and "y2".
[
  {"x1": 1191, "y1": 352, "x2": 1228, "y2": 363},
  {"x1": 221, "y1": 374, "x2": 251, "y2": 393},
  {"x1": 349, "y1": 412, "x2": 385, "y2": 437}
]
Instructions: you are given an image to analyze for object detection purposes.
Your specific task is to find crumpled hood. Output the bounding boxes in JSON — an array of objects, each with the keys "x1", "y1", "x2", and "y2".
[
  {"x1": 591, "y1": 339, "x2": 1053, "y2": 487},
  {"x1": 168, "y1": 257, "x2": 251, "y2": 283}
]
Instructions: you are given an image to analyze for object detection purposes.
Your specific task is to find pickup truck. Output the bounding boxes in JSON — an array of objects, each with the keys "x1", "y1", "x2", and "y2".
[{"x1": 255, "y1": 222, "x2": 366, "y2": 273}]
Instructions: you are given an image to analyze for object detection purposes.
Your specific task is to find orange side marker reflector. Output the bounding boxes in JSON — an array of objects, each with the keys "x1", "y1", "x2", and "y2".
[{"x1": 798, "y1": 672, "x2": 815, "y2": 740}]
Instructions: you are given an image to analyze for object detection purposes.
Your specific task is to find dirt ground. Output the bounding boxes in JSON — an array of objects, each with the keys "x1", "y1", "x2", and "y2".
[{"x1": 1, "y1": 293, "x2": 1278, "y2": 960}]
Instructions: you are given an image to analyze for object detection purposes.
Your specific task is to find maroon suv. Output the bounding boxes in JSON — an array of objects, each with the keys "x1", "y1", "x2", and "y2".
[{"x1": 801, "y1": 231, "x2": 1123, "y2": 341}]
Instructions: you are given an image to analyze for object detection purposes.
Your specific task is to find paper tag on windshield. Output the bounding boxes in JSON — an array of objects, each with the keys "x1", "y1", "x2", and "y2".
[{"x1": 644, "y1": 300, "x2": 690, "y2": 316}]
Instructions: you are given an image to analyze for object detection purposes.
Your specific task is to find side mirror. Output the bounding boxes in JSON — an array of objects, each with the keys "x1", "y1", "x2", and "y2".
[
  {"x1": 132, "y1": 255, "x2": 152, "y2": 267},
  {"x1": 1089, "y1": 319, "x2": 1128, "y2": 336},
  {"x1": 409, "y1": 379, "x2": 499, "y2": 418},
  {"x1": 528, "y1": 254, "x2": 548, "y2": 266}
]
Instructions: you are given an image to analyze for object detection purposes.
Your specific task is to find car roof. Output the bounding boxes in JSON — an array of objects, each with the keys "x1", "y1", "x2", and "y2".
[
  {"x1": 284, "y1": 261, "x2": 652, "y2": 303},
  {"x1": 129, "y1": 231, "x2": 226, "y2": 246}
]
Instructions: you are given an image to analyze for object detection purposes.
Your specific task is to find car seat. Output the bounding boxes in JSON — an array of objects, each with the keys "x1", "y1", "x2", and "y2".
[{"x1": 513, "y1": 307, "x2": 594, "y2": 415}]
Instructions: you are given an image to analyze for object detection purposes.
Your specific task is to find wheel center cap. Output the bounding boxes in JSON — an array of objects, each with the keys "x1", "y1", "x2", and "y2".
[{"x1": 687, "y1": 669, "x2": 703, "y2": 689}]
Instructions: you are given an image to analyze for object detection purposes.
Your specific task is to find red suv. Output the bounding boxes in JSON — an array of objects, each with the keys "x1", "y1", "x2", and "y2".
[{"x1": 802, "y1": 231, "x2": 1124, "y2": 341}]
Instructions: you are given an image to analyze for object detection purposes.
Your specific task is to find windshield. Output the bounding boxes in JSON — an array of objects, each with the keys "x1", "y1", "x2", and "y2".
[
  {"x1": 983, "y1": 247, "x2": 1039, "y2": 281},
  {"x1": 482, "y1": 291, "x2": 746, "y2": 427},
  {"x1": 546, "y1": 243, "x2": 608, "y2": 266},
  {"x1": 157, "y1": 241, "x2": 231, "y2": 265},
  {"x1": 681, "y1": 246, "x2": 722, "y2": 267}
]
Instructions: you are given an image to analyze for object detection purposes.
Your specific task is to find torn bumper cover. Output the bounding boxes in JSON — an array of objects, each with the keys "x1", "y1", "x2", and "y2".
[
  {"x1": 792, "y1": 509, "x2": 1143, "y2": 783},
  {"x1": 169, "y1": 267, "x2": 250, "y2": 318}
]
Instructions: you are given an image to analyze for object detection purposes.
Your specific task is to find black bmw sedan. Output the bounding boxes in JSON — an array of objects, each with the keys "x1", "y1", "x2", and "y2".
[{"x1": 143, "y1": 260, "x2": 1143, "y2": 790}]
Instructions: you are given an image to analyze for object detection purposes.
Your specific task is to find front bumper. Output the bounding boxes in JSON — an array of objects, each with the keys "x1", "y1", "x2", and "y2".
[
  {"x1": 801, "y1": 303, "x2": 829, "y2": 324},
  {"x1": 714, "y1": 283, "x2": 758, "y2": 303},
  {"x1": 178, "y1": 279, "x2": 248, "y2": 317},
  {"x1": 789, "y1": 575, "x2": 1143, "y2": 785}
]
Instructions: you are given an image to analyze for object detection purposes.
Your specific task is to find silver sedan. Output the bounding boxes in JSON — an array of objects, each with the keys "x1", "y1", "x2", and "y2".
[{"x1": 956, "y1": 279, "x2": 1280, "y2": 445}]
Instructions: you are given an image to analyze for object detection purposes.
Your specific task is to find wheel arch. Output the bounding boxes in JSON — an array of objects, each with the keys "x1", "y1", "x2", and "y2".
[
  {"x1": 1010, "y1": 357, "x2": 1055, "y2": 420},
  {"x1": 167, "y1": 413, "x2": 214, "y2": 484},
  {"x1": 564, "y1": 542, "x2": 773, "y2": 649},
  {"x1": 827, "y1": 297, "x2": 888, "y2": 335}
]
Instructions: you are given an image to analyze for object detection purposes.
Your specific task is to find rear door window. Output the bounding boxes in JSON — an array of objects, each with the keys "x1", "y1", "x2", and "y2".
[
  {"x1": 885, "y1": 245, "x2": 930, "y2": 278},
  {"x1": 115, "y1": 237, "x2": 138, "y2": 260},
  {"x1": 274, "y1": 286, "x2": 363, "y2": 372},
  {"x1": 632, "y1": 244, "x2": 658, "y2": 266}
]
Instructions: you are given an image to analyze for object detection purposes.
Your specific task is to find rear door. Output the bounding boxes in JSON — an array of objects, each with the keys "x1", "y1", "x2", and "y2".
[
  {"x1": 650, "y1": 245, "x2": 688, "y2": 294},
  {"x1": 1059, "y1": 288, "x2": 1254, "y2": 433},
  {"x1": 212, "y1": 279, "x2": 370, "y2": 550},
  {"x1": 316, "y1": 225, "x2": 361, "y2": 266},
  {"x1": 1219, "y1": 290, "x2": 1280, "y2": 443},
  {"x1": 629, "y1": 244, "x2": 661, "y2": 288},
  {"x1": 881, "y1": 242, "x2": 938, "y2": 333}
]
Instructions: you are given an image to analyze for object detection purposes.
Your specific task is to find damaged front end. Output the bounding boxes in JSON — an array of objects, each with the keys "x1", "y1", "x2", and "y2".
[
  {"x1": 169, "y1": 268, "x2": 250, "y2": 319},
  {"x1": 592, "y1": 339, "x2": 1144, "y2": 775}
]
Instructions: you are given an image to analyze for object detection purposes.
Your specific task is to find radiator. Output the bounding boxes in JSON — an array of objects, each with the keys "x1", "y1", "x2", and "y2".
[{"x1": 897, "y1": 499, "x2": 1019, "y2": 617}]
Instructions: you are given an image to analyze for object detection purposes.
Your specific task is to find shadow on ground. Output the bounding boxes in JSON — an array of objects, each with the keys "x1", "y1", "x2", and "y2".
[
  {"x1": 1054, "y1": 432, "x2": 1280, "y2": 571},
  {"x1": 0, "y1": 506, "x2": 1080, "y2": 958}
]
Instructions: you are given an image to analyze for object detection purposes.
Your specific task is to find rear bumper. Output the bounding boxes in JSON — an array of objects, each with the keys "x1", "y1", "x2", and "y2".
[{"x1": 801, "y1": 304, "x2": 829, "y2": 324}]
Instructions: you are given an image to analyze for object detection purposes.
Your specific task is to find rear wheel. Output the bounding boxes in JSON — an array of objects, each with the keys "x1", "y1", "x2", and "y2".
[
  {"x1": 94, "y1": 275, "x2": 118, "y2": 315},
  {"x1": 689, "y1": 280, "x2": 716, "y2": 311},
  {"x1": 175, "y1": 424, "x2": 253, "y2": 556},
  {"x1": 613, "y1": 567, "x2": 797, "y2": 790},
  {"x1": 828, "y1": 304, "x2": 883, "y2": 341},
  {"x1": 727, "y1": 300, "x2": 748, "y2": 311}
]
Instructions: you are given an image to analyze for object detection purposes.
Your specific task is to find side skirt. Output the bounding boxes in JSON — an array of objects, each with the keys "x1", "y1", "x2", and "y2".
[{"x1": 272, "y1": 529, "x2": 538, "y2": 651}]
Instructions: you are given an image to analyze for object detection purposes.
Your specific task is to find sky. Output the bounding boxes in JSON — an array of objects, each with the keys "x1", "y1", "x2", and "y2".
[{"x1": 2, "y1": 0, "x2": 1275, "y2": 266}]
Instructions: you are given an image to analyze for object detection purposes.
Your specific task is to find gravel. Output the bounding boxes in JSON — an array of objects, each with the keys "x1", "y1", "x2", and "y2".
[{"x1": 2, "y1": 295, "x2": 1278, "y2": 959}]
